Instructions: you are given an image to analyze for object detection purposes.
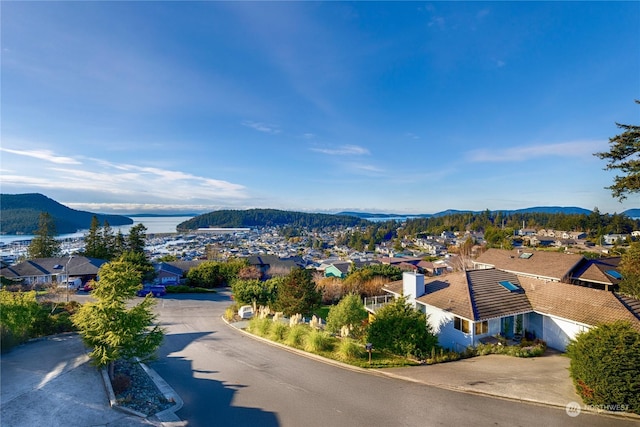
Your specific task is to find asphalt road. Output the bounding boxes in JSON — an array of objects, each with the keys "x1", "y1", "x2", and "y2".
[{"x1": 147, "y1": 291, "x2": 635, "y2": 427}]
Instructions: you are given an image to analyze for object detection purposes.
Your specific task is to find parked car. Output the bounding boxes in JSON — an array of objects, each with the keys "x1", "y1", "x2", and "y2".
[
  {"x1": 57, "y1": 277, "x2": 82, "y2": 291},
  {"x1": 238, "y1": 305, "x2": 254, "y2": 319},
  {"x1": 137, "y1": 285, "x2": 166, "y2": 297}
]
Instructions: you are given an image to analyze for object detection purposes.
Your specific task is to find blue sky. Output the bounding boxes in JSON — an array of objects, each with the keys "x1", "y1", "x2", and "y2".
[{"x1": 2, "y1": 1, "x2": 639, "y2": 215}]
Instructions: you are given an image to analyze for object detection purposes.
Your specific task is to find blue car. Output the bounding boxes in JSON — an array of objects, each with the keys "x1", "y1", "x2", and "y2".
[{"x1": 137, "y1": 285, "x2": 166, "y2": 297}]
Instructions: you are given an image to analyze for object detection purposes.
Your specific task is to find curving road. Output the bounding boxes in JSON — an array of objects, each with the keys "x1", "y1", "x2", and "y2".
[{"x1": 148, "y1": 291, "x2": 633, "y2": 427}]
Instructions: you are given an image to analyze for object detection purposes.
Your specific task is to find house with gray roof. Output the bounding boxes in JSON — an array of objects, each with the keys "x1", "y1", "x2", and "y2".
[{"x1": 0, "y1": 256, "x2": 107, "y2": 287}]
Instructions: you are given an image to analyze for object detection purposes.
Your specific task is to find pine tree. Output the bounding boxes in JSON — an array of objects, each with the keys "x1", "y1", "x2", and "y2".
[
  {"x1": 72, "y1": 260, "x2": 164, "y2": 379},
  {"x1": 83, "y1": 216, "x2": 103, "y2": 258},
  {"x1": 275, "y1": 267, "x2": 321, "y2": 316},
  {"x1": 27, "y1": 212, "x2": 61, "y2": 258},
  {"x1": 594, "y1": 100, "x2": 640, "y2": 201},
  {"x1": 101, "y1": 220, "x2": 115, "y2": 259},
  {"x1": 113, "y1": 231, "x2": 126, "y2": 258},
  {"x1": 127, "y1": 223, "x2": 147, "y2": 254}
]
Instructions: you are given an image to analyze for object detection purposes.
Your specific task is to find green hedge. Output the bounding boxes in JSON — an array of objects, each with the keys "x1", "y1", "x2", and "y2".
[{"x1": 566, "y1": 321, "x2": 640, "y2": 414}]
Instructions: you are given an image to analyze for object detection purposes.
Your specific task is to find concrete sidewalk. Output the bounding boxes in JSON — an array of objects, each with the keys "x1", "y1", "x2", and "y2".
[{"x1": 0, "y1": 334, "x2": 180, "y2": 427}]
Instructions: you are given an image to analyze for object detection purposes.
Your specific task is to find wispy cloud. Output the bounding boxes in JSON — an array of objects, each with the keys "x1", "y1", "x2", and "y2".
[
  {"x1": 310, "y1": 144, "x2": 370, "y2": 156},
  {"x1": 348, "y1": 162, "x2": 385, "y2": 174},
  {"x1": 242, "y1": 120, "x2": 281, "y2": 134},
  {"x1": 466, "y1": 140, "x2": 604, "y2": 163},
  {"x1": 0, "y1": 147, "x2": 81, "y2": 165},
  {"x1": 0, "y1": 145, "x2": 248, "y2": 204}
]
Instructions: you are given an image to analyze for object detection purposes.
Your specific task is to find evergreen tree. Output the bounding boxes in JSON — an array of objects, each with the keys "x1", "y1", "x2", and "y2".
[
  {"x1": 101, "y1": 220, "x2": 115, "y2": 260},
  {"x1": 83, "y1": 216, "x2": 102, "y2": 258},
  {"x1": 594, "y1": 100, "x2": 640, "y2": 201},
  {"x1": 27, "y1": 212, "x2": 61, "y2": 258},
  {"x1": 113, "y1": 230, "x2": 126, "y2": 258},
  {"x1": 275, "y1": 267, "x2": 322, "y2": 316},
  {"x1": 619, "y1": 242, "x2": 640, "y2": 299},
  {"x1": 127, "y1": 223, "x2": 147, "y2": 254},
  {"x1": 72, "y1": 260, "x2": 164, "y2": 379},
  {"x1": 118, "y1": 251, "x2": 156, "y2": 283}
]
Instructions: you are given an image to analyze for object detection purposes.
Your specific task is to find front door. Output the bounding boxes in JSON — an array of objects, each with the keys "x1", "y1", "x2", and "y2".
[{"x1": 501, "y1": 316, "x2": 514, "y2": 338}]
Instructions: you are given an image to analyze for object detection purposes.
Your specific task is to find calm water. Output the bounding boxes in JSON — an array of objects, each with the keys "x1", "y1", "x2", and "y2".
[{"x1": 0, "y1": 216, "x2": 194, "y2": 245}]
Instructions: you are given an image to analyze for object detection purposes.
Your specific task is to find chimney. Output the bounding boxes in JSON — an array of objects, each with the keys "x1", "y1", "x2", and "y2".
[{"x1": 403, "y1": 271, "x2": 425, "y2": 303}]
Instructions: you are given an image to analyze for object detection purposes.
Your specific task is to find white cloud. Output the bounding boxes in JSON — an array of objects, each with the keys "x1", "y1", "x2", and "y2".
[
  {"x1": 0, "y1": 147, "x2": 81, "y2": 165},
  {"x1": 0, "y1": 145, "x2": 248, "y2": 205},
  {"x1": 242, "y1": 120, "x2": 281, "y2": 134},
  {"x1": 347, "y1": 162, "x2": 385, "y2": 174},
  {"x1": 310, "y1": 144, "x2": 370, "y2": 156},
  {"x1": 466, "y1": 140, "x2": 604, "y2": 163}
]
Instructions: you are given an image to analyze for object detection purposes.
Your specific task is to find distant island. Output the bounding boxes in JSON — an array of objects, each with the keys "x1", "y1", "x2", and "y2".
[
  {"x1": 177, "y1": 208, "x2": 370, "y2": 231},
  {"x1": 337, "y1": 206, "x2": 606, "y2": 219},
  {"x1": 0, "y1": 193, "x2": 133, "y2": 235}
]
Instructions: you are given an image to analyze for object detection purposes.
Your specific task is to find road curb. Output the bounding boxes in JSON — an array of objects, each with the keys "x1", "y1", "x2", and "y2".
[{"x1": 100, "y1": 361, "x2": 185, "y2": 425}]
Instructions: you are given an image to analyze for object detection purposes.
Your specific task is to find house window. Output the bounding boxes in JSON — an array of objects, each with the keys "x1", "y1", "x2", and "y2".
[
  {"x1": 474, "y1": 321, "x2": 489, "y2": 335},
  {"x1": 454, "y1": 316, "x2": 470, "y2": 333}
]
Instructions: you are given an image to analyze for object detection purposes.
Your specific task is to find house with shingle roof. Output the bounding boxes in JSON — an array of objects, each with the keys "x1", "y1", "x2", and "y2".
[
  {"x1": 367, "y1": 269, "x2": 640, "y2": 352},
  {"x1": 567, "y1": 257, "x2": 621, "y2": 291},
  {"x1": 472, "y1": 248, "x2": 584, "y2": 282},
  {"x1": 0, "y1": 256, "x2": 107, "y2": 287}
]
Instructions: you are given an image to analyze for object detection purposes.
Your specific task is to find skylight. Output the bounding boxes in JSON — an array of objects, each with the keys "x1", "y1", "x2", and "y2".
[
  {"x1": 605, "y1": 270, "x2": 622, "y2": 280},
  {"x1": 498, "y1": 280, "x2": 520, "y2": 292},
  {"x1": 519, "y1": 252, "x2": 533, "y2": 259}
]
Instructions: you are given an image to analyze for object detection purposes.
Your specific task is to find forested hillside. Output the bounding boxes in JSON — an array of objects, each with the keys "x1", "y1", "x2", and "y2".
[
  {"x1": 398, "y1": 209, "x2": 640, "y2": 237},
  {"x1": 177, "y1": 208, "x2": 370, "y2": 230},
  {"x1": 0, "y1": 193, "x2": 133, "y2": 234}
]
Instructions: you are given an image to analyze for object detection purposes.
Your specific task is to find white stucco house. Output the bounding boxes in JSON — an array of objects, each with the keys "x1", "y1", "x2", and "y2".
[{"x1": 365, "y1": 250, "x2": 640, "y2": 352}]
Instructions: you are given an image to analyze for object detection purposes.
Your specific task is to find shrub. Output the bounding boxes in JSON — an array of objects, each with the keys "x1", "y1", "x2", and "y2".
[
  {"x1": 231, "y1": 278, "x2": 276, "y2": 306},
  {"x1": 366, "y1": 296, "x2": 438, "y2": 359},
  {"x1": 165, "y1": 285, "x2": 215, "y2": 293},
  {"x1": 304, "y1": 329, "x2": 334, "y2": 353},
  {"x1": 269, "y1": 322, "x2": 289, "y2": 342},
  {"x1": 224, "y1": 304, "x2": 238, "y2": 321},
  {"x1": 0, "y1": 290, "x2": 41, "y2": 346},
  {"x1": 566, "y1": 321, "x2": 640, "y2": 414},
  {"x1": 326, "y1": 293, "x2": 368, "y2": 338},
  {"x1": 336, "y1": 338, "x2": 364, "y2": 361},
  {"x1": 247, "y1": 317, "x2": 272, "y2": 337},
  {"x1": 285, "y1": 324, "x2": 309, "y2": 348}
]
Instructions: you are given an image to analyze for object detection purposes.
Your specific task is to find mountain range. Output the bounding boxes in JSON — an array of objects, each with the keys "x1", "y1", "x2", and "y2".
[
  {"x1": 0, "y1": 193, "x2": 133, "y2": 235},
  {"x1": 1, "y1": 193, "x2": 639, "y2": 235},
  {"x1": 337, "y1": 206, "x2": 640, "y2": 219}
]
